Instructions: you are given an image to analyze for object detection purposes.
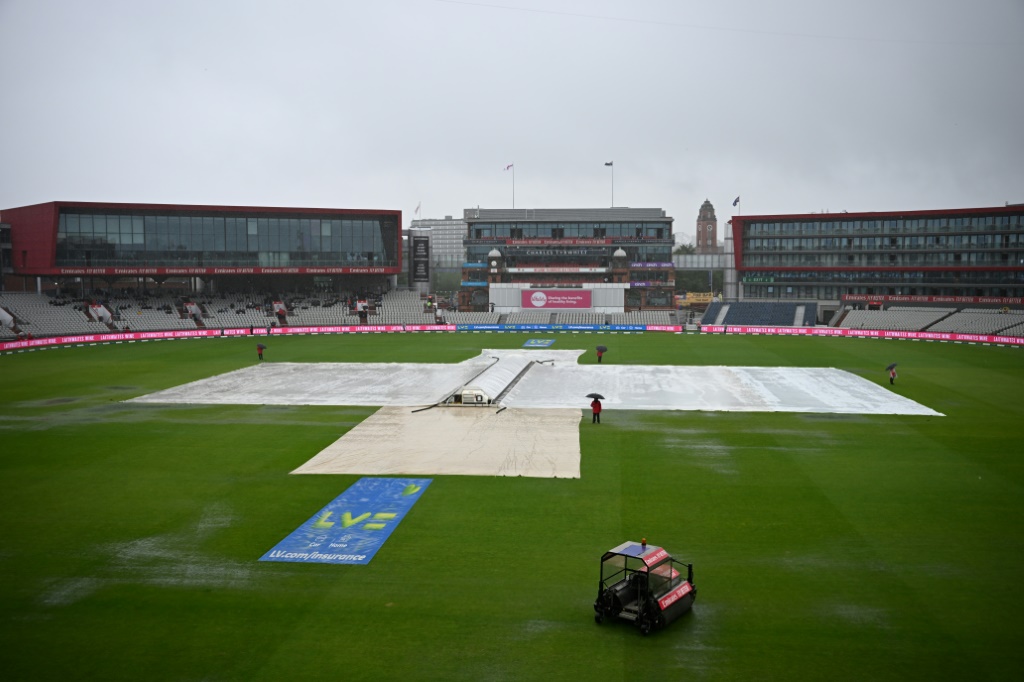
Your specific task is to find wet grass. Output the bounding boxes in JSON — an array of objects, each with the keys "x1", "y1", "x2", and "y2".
[{"x1": 1, "y1": 332, "x2": 1023, "y2": 680}]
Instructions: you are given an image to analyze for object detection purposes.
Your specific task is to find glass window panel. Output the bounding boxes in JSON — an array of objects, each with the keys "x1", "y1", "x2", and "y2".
[
  {"x1": 248, "y1": 218, "x2": 258, "y2": 235},
  {"x1": 156, "y1": 217, "x2": 168, "y2": 243}
]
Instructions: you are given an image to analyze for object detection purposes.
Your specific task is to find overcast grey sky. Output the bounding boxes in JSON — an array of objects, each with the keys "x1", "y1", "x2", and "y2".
[{"x1": 1, "y1": 0, "x2": 1022, "y2": 244}]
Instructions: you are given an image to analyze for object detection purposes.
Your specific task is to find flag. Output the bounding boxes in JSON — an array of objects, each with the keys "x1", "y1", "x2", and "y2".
[
  {"x1": 605, "y1": 161, "x2": 613, "y2": 166},
  {"x1": 414, "y1": 202, "x2": 421, "y2": 216},
  {"x1": 732, "y1": 196, "x2": 740, "y2": 206},
  {"x1": 504, "y1": 163, "x2": 514, "y2": 171}
]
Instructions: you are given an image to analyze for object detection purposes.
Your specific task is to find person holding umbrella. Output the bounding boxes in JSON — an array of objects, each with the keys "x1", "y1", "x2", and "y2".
[
  {"x1": 257, "y1": 343, "x2": 267, "y2": 361},
  {"x1": 887, "y1": 362, "x2": 897, "y2": 385},
  {"x1": 587, "y1": 393, "x2": 604, "y2": 423},
  {"x1": 596, "y1": 345, "x2": 607, "y2": 363}
]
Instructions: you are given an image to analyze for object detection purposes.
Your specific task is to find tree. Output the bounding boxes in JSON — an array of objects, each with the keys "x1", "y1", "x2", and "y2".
[
  {"x1": 673, "y1": 242, "x2": 696, "y2": 255},
  {"x1": 675, "y1": 270, "x2": 723, "y2": 293}
]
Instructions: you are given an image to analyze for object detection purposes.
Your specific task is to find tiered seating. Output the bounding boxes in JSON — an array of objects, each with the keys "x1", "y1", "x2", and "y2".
[
  {"x1": 273, "y1": 299, "x2": 359, "y2": 326},
  {"x1": 0, "y1": 293, "x2": 103, "y2": 336},
  {"x1": 839, "y1": 307, "x2": 955, "y2": 331},
  {"x1": 997, "y1": 321, "x2": 1024, "y2": 337},
  {"x1": 795, "y1": 302, "x2": 818, "y2": 326},
  {"x1": 374, "y1": 310, "x2": 438, "y2": 324},
  {"x1": 379, "y1": 290, "x2": 424, "y2": 311},
  {"x1": 110, "y1": 297, "x2": 188, "y2": 331},
  {"x1": 711, "y1": 302, "x2": 804, "y2": 326},
  {"x1": 194, "y1": 295, "x2": 274, "y2": 330},
  {"x1": 925, "y1": 309, "x2": 1024, "y2": 335},
  {"x1": 607, "y1": 311, "x2": 673, "y2": 326},
  {"x1": 506, "y1": 311, "x2": 553, "y2": 324},
  {"x1": 700, "y1": 302, "x2": 725, "y2": 325},
  {"x1": 371, "y1": 290, "x2": 433, "y2": 324},
  {"x1": 444, "y1": 312, "x2": 500, "y2": 324},
  {"x1": 554, "y1": 312, "x2": 607, "y2": 325}
]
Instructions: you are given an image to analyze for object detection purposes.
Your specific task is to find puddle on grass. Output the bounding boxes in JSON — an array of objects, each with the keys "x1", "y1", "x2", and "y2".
[
  {"x1": 799, "y1": 413, "x2": 868, "y2": 422},
  {"x1": 38, "y1": 502, "x2": 256, "y2": 608},
  {"x1": 1, "y1": 401, "x2": 373, "y2": 431}
]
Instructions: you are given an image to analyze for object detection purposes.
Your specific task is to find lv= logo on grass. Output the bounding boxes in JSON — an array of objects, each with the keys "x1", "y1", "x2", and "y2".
[
  {"x1": 260, "y1": 478, "x2": 431, "y2": 565},
  {"x1": 314, "y1": 510, "x2": 397, "y2": 531}
]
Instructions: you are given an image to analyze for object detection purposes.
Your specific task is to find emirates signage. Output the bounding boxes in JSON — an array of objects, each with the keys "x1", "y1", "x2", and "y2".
[
  {"x1": 841, "y1": 294, "x2": 1023, "y2": 305},
  {"x1": 48, "y1": 266, "x2": 396, "y2": 276}
]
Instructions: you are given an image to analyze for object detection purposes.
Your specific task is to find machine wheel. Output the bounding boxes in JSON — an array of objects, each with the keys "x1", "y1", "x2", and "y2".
[
  {"x1": 594, "y1": 611, "x2": 604, "y2": 624},
  {"x1": 637, "y1": 605, "x2": 655, "y2": 635}
]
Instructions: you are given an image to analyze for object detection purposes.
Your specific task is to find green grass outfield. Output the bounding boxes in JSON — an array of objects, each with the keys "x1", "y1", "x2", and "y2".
[{"x1": 1, "y1": 332, "x2": 1022, "y2": 681}]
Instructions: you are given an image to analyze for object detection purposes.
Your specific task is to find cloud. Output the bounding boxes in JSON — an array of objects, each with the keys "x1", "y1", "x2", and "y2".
[{"x1": 1, "y1": 0, "x2": 1022, "y2": 243}]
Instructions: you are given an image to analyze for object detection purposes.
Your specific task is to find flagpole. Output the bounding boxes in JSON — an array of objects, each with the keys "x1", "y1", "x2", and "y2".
[
  {"x1": 605, "y1": 161, "x2": 614, "y2": 207},
  {"x1": 504, "y1": 164, "x2": 515, "y2": 209}
]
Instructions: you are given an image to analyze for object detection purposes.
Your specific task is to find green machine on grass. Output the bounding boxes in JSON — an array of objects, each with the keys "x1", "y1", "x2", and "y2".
[{"x1": 594, "y1": 540, "x2": 696, "y2": 635}]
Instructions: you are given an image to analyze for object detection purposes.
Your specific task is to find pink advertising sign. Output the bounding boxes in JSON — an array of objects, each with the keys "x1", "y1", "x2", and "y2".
[{"x1": 520, "y1": 289, "x2": 592, "y2": 309}]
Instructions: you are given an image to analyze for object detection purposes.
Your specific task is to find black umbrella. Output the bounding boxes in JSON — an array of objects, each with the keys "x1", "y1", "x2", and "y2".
[
  {"x1": 586, "y1": 393, "x2": 605, "y2": 400},
  {"x1": 885, "y1": 362, "x2": 897, "y2": 371},
  {"x1": 596, "y1": 345, "x2": 608, "y2": 353},
  {"x1": 257, "y1": 343, "x2": 267, "y2": 350}
]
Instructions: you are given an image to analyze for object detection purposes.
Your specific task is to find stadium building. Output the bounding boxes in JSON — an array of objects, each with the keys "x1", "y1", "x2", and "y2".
[
  {"x1": 731, "y1": 205, "x2": 1024, "y2": 302},
  {"x1": 458, "y1": 207, "x2": 675, "y2": 313},
  {"x1": 0, "y1": 201, "x2": 402, "y2": 294},
  {"x1": 408, "y1": 215, "x2": 468, "y2": 269}
]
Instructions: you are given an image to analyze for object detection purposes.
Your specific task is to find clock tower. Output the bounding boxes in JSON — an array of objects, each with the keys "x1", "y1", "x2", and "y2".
[{"x1": 696, "y1": 199, "x2": 717, "y2": 253}]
